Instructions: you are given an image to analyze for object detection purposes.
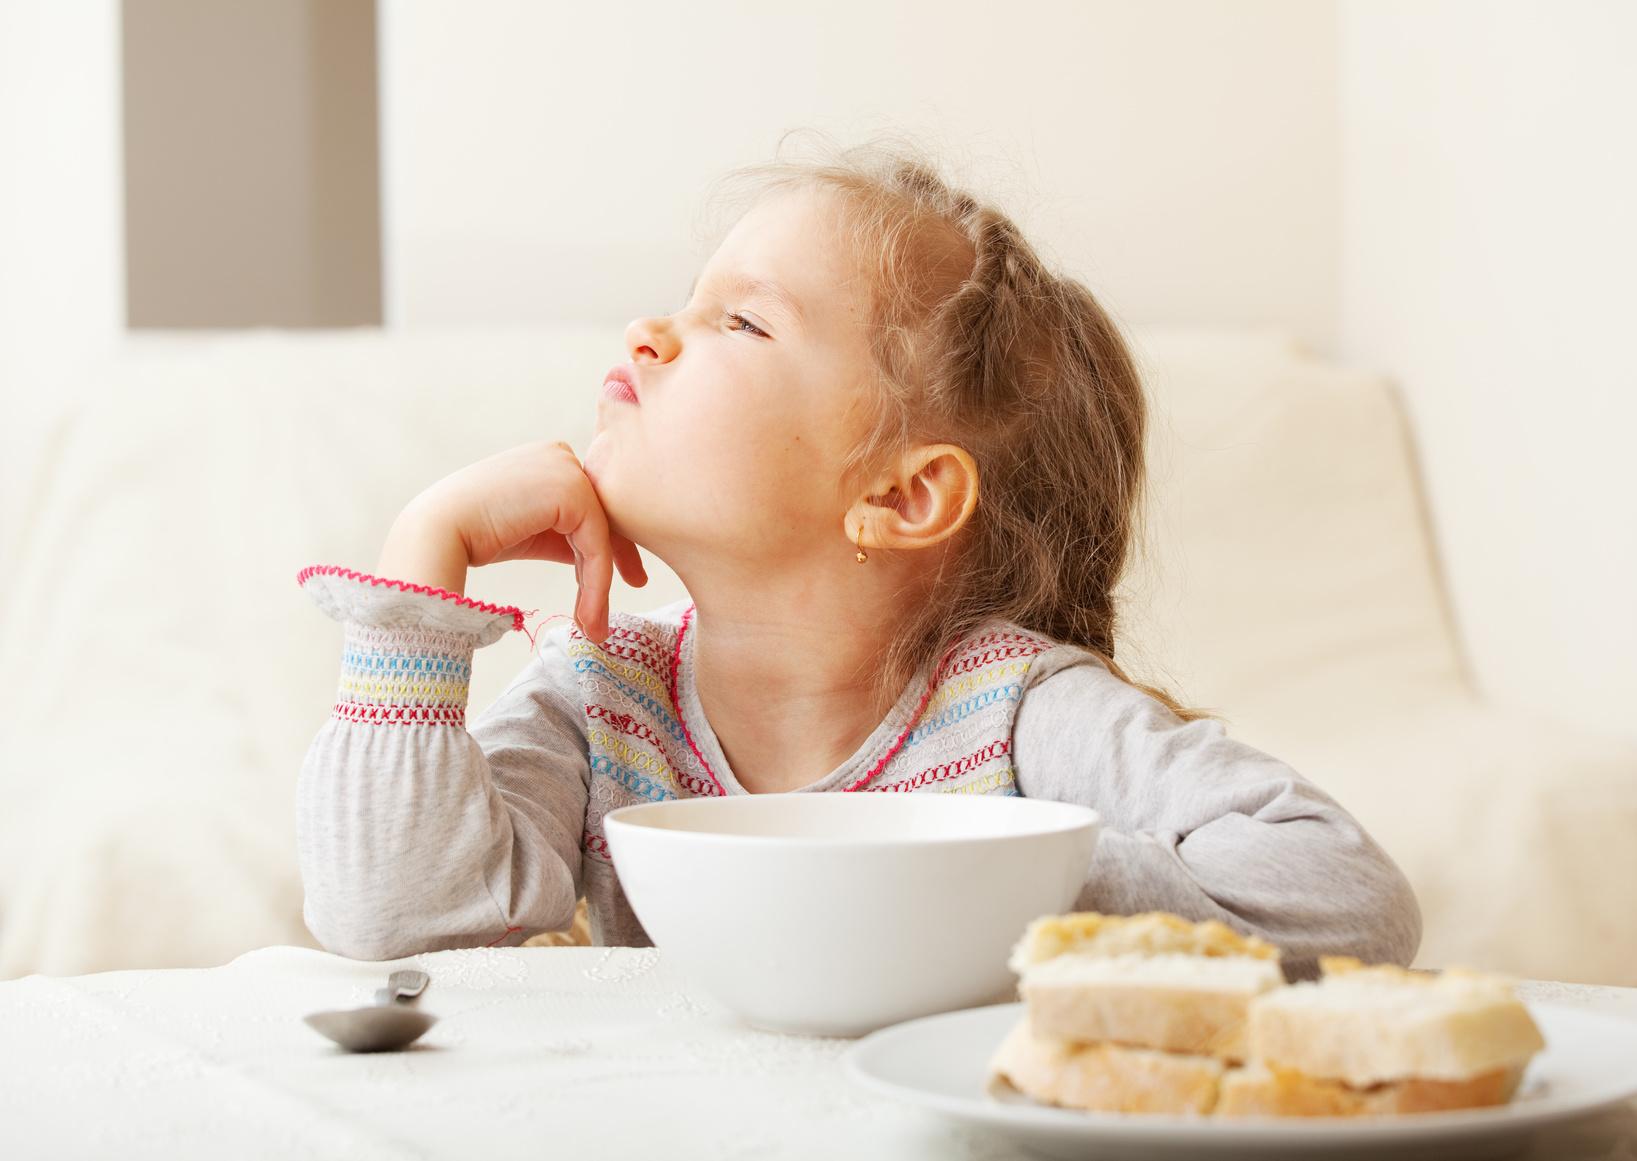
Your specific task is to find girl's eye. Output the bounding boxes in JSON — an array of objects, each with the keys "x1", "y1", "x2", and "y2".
[{"x1": 725, "y1": 311, "x2": 769, "y2": 339}]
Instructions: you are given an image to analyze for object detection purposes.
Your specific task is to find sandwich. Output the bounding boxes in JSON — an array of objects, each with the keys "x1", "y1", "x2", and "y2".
[
  {"x1": 1215, "y1": 955, "x2": 1546, "y2": 1117},
  {"x1": 987, "y1": 912, "x2": 1547, "y2": 1119},
  {"x1": 988, "y1": 911, "x2": 1286, "y2": 1114}
]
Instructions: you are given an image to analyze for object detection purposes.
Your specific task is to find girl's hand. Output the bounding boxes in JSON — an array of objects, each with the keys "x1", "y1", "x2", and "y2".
[{"x1": 404, "y1": 439, "x2": 647, "y2": 643}]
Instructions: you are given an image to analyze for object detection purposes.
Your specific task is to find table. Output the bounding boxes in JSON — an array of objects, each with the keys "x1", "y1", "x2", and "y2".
[{"x1": 2, "y1": 946, "x2": 1635, "y2": 1159}]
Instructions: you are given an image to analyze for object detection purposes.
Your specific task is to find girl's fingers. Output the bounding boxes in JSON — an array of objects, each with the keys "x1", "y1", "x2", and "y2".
[
  {"x1": 567, "y1": 514, "x2": 615, "y2": 645},
  {"x1": 610, "y1": 535, "x2": 648, "y2": 588}
]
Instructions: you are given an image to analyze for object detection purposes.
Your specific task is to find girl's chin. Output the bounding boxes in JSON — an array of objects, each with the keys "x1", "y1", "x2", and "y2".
[{"x1": 580, "y1": 440, "x2": 633, "y2": 523}]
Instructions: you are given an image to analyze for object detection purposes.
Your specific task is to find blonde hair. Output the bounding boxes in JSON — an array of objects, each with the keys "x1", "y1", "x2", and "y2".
[{"x1": 701, "y1": 130, "x2": 1219, "y2": 725}]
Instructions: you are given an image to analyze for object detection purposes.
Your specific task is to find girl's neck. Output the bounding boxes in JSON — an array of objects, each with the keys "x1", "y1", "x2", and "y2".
[{"x1": 684, "y1": 587, "x2": 911, "y2": 795}]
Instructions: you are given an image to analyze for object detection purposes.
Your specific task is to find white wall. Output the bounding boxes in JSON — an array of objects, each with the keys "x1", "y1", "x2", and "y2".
[
  {"x1": 0, "y1": 1, "x2": 124, "y2": 574},
  {"x1": 7, "y1": 0, "x2": 1628, "y2": 743},
  {"x1": 1338, "y1": 0, "x2": 1637, "y2": 741},
  {"x1": 0, "y1": 3, "x2": 123, "y2": 350},
  {"x1": 379, "y1": 0, "x2": 1342, "y2": 353}
]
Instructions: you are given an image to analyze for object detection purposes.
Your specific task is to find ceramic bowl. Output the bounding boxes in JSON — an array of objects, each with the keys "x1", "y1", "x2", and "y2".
[{"x1": 603, "y1": 793, "x2": 1100, "y2": 1036}]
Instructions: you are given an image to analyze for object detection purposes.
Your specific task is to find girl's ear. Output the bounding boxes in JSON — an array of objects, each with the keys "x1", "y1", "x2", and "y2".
[{"x1": 853, "y1": 443, "x2": 979, "y2": 552}]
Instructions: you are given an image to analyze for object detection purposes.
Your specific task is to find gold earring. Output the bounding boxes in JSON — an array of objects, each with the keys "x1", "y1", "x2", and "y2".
[{"x1": 855, "y1": 517, "x2": 868, "y2": 563}]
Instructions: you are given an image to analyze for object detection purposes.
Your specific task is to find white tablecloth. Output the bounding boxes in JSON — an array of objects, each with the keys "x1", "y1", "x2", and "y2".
[{"x1": 2, "y1": 946, "x2": 1635, "y2": 1159}]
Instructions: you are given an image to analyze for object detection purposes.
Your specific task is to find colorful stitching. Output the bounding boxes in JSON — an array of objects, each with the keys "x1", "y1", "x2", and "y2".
[
  {"x1": 587, "y1": 753, "x2": 679, "y2": 804},
  {"x1": 841, "y1": 635, "x2": 972, "y2": 793},
  {"x1": 567, "y1": 638, "x2": 670, "y2": 699},
  {"x1": 923, "y1": 659, "x2": 1032, "y2": 715},
  {"x1": 865, "y1": 739, "x2": 1012, "y2": 793},
  {"x1": 906, "y1": 682, "x2": 1025, "y2": 746},
  {"x1": 586, "y1": 706, "x2": 719, "y2": 798},
  {"x1": 335, "y1": 625, "x2": 475, "y2": 723},
  {"x1": 576, "y1": 660, "x2": 688, "y2": 740},
  {"x1": 564, "y1": 617, "x2": 675, "y2": 674}
]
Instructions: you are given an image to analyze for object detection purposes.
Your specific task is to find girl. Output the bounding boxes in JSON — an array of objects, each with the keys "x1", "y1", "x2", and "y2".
[{"x1": 295, "y1": 134, "x2": 1421, "y2": 982}]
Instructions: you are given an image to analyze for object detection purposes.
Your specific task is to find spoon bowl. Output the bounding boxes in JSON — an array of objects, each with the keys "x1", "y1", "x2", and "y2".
[
  {"x1": 304, "y1": 1005, "x2": 437, "y2": 1053},
  {"x1": 305, "y1": 968, "x2": 437, "y2": 1053}
]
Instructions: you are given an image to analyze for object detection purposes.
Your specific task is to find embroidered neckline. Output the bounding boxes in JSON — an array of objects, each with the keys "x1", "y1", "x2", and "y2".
[
  {"x1": 666, "y1": 603, "x2": 728, "y2": 797},
  {"x1": 664, "y1": 601, "x2": 966, "y2": 794}
]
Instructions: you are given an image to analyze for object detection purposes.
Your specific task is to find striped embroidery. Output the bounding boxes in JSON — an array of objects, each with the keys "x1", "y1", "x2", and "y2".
[
  {"x1": 586, "y1": 752, "x2": 677, "y2": 805},
  {"x1": 587, "y1": 706, "x2": 718, "y2": 799},
  {"x1": 570, "y1": 639, "x2": 670, "y2": 701},
  {"x1": 865, "y1": 739, "x2": 1014, "y2": 793},
  {"x1": 571, "y1": 654, "x2": 684, "y2": 740},
  {"x1": 922, "y1": 658, "x2": 1032, "y2": 716},
  {"x1": 906, "y1": 680, "x2": 1026, "y2": 746},
  {"x1": 331, "y1": 622, "x2": 475, "y2": 727}
]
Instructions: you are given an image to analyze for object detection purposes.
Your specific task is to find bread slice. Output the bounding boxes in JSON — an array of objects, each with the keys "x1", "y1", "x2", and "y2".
[
  {"x1": 1217, "y1": 1061, "x2": 1526, "y2": 1118},
  {"x1": 988, "y1": 1015, "x2": 1527, "y2": 1120},
  {"x1": 990, "y1": 914, "x2": 1542, "y2": 1121},
  {"x1": 1007, "y1": 911, "x2": 1280, "y2": 974},
  {"x1": 988, "y1": 1012, "x2": 1225, "y2": 1115},
  {"x1": 1246, "y1": 956, "x2": 1546, "y2": 1088},
  {"x1": 1019, "y1": 951, "x2": 1284, "y2": 1062}
]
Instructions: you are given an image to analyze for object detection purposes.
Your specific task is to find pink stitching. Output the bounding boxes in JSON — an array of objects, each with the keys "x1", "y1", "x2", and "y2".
[
  {"x1": 589, "y1": 625, "x2": 672, "y2": 671},
  {"x1": 296, "y1": 564, "x2": 536, "y2": 634},
  {"x1": 332, "y1": 701, "x2": 467, "y2": 726},
  {"x1": 841, "y1": 643, "x2": 961, "y2": 793},
  {"x1": 865, "y1": 739, "x2": 1011, "y2": 793},
  {"x1": 585, "y1": 703, "x2": 718, "y2": 798},
  {"x1": 667, "y1": 603, "x2": 728, "y2": 797}
]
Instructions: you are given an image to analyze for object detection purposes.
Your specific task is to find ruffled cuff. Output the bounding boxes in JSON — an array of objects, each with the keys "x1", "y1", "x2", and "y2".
[{"x1": 296, "y1": 564, "x2": 534, "y2": 649}]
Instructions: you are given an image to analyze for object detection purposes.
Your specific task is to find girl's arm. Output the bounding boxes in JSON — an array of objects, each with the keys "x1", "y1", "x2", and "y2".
[
  {"x1": 293, "y1": 565, "x2": 587, "y2": 960},
  {"x1": 1011, "y1": 652, "x2": 1423, "y2": 981}
]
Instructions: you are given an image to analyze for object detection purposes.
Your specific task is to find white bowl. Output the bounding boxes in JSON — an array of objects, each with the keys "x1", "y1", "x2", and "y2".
[{"x1": 602, "y1": 794, "x2": 1100, "y2": 1037}]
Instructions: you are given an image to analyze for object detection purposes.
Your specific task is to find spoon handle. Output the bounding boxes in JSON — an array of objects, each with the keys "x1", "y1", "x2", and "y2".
[{"x1": 374, "y1": 969, "x2": 431, "y2": 1006}]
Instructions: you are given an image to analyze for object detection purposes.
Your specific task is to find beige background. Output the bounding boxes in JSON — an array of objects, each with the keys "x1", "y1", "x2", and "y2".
[
  {"x1": 1338, "y1": 0, "x2": 1637, "y2": 741},
  {"x1": 377, "y1": 0, "x2": 1343, "y2": 348},
  {"x1": 0, "y1": 0, "x2": 1632, "y2": 743}
]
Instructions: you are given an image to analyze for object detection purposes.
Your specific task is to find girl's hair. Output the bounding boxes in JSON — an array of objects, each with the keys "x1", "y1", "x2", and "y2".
[{"x1": 700, "y1": 129, "x2": 1220, "y2": 725}]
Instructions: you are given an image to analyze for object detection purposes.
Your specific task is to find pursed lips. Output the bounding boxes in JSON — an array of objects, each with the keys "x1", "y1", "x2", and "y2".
[{"x1": 602, "y1": 362, "x2": 641, "y2": 404}]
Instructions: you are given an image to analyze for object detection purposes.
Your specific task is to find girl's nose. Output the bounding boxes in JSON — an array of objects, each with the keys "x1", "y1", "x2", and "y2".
[{"x1": 625, "y1": 313, "x2": 678, "y2": 364}]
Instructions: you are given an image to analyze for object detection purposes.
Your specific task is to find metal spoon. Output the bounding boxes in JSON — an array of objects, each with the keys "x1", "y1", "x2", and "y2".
[{"x1": 304, "y1": 969, "x2": 437, "y2": 1053}]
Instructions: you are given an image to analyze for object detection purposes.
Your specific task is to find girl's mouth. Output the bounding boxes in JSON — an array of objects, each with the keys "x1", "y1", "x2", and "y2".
[{"x1": 601, "y1": 377, "x2": 639, "y2": 405}]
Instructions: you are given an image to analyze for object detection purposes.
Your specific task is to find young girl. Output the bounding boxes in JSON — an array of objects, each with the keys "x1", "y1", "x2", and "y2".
[{"x1": 294, "y1": 135, "x2": 1421, "y2": 982}]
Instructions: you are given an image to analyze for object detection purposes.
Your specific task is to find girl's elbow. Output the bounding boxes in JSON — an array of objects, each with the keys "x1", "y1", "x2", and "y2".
[
  {"x1": 1286, "y1": 841, "x2": 1424, "y2": 975},
  {"x1": 1381, "y1": 862, "x2": 1425, "y2": 967},
  {"x1": 1343, "y1": 855, "x2": 1424, "y2": 969}
]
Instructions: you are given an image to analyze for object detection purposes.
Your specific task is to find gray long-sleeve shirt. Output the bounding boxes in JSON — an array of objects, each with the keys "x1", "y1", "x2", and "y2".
[{"x1": 294, "y1": 565, "x2": 1422, "y2": 980}]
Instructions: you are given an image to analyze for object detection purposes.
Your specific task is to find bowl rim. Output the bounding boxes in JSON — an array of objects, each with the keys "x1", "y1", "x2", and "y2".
[{"x1": 602, "y1": 795, "x2": 1101, "y2": 849}]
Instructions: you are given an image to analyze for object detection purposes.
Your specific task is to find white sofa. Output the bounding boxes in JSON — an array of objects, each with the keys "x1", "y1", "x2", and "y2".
[{"x1": 3, "y1": 325, "x2": 1633, "y2": 985}]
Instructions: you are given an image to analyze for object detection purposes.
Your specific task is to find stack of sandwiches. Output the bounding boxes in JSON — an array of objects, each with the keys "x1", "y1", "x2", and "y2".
[{"x1": 988, "y1": 911, "x2": 1545, "y2": 1118}]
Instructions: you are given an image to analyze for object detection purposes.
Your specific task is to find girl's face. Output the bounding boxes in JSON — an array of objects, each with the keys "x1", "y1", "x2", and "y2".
[{"x1": 583, "y1": 186, "x2": 877, "y2": 576}]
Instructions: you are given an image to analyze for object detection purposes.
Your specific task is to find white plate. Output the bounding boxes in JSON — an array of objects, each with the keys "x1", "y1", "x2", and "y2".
[{"x1": 843, "y1": 1001, "x2": 1637, "y2": 1160}]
